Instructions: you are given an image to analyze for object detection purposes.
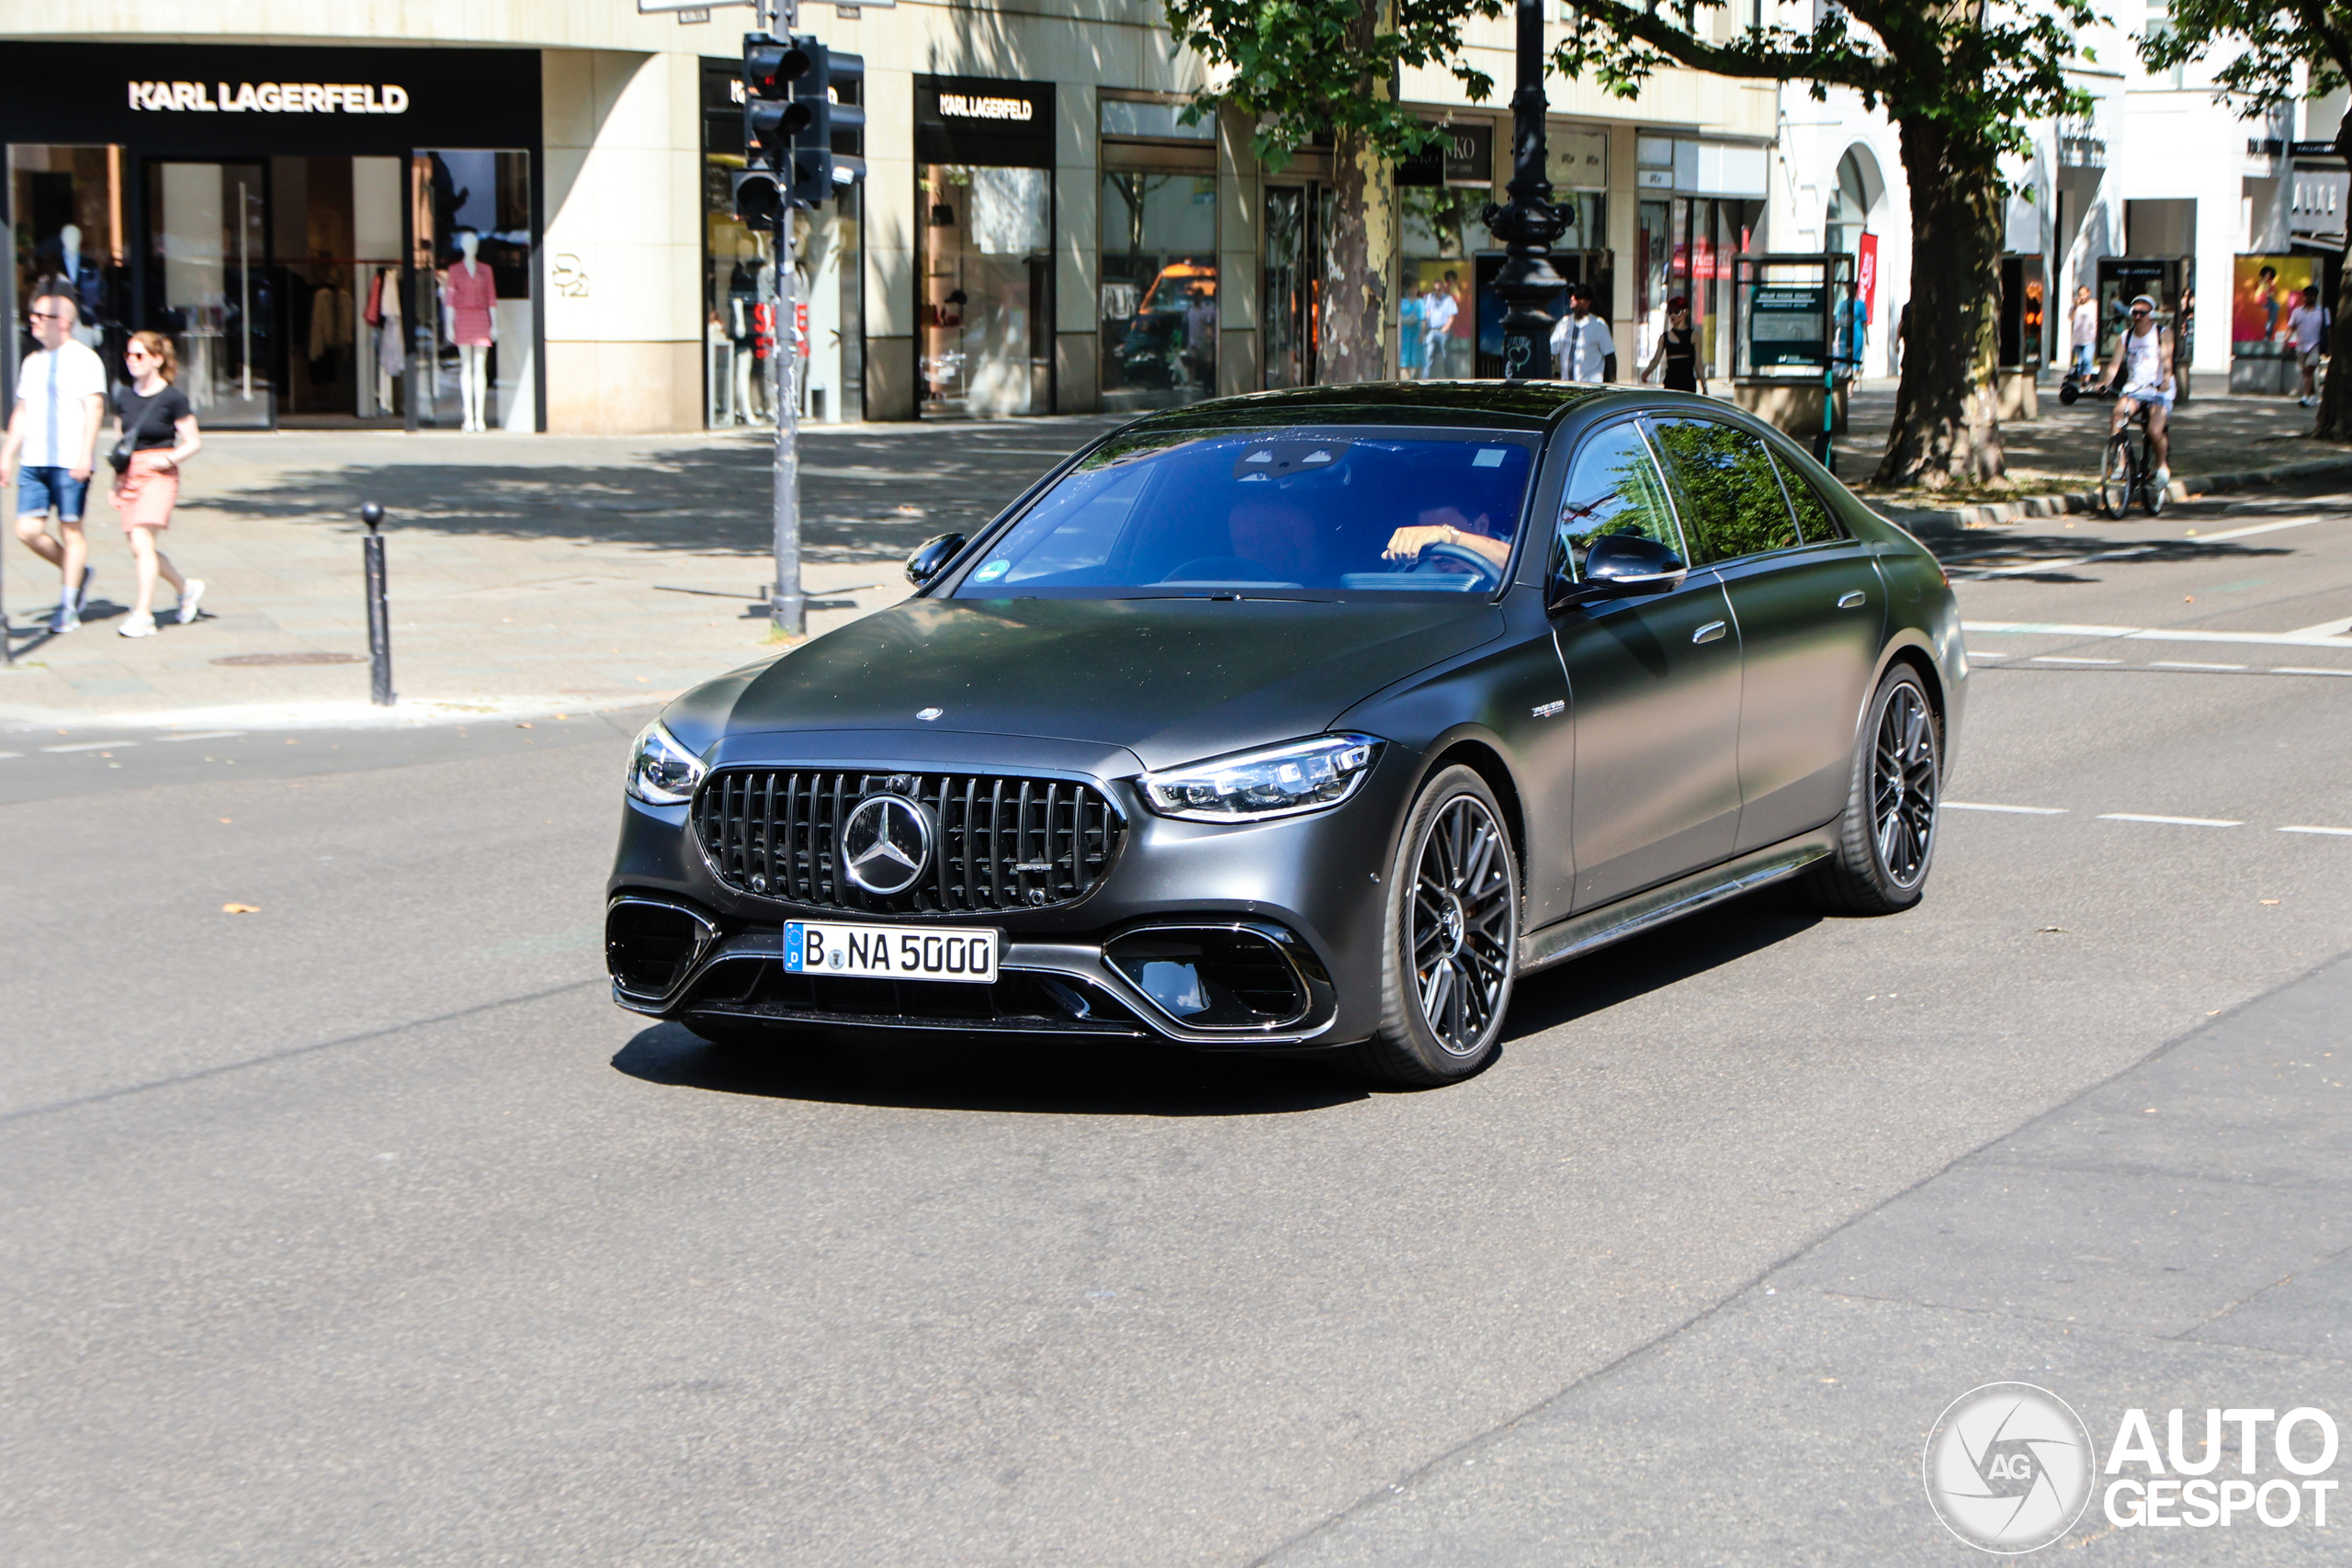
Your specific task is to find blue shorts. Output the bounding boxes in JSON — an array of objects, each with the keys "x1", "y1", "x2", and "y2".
[{"x1": 15, "y1": 466, "x2": 89, "y2": 522}]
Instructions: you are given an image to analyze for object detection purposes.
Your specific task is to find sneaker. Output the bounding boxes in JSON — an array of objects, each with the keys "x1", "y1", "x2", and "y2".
[
  {"x1": 176, "y1": 579, "x2": 206, "y2": 626},
  {"x1": 49, "y1": 606, "x2": 81, "y2": 635},
  {"x1": 74, "y1": 565, "x2": 95, "y2": 612},
  {"x1": 2154, "y1": 466, "x2": 2171, "y2": 495},
  {"x1": 2303, "y1": 395, "x2": 2321, "y2": 407},
  {"x1": 117, "y1": 614, "x2": 157, "y2": 639}
]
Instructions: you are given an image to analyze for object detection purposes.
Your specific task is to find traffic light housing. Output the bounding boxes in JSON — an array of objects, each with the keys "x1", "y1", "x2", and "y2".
[
  {"x1": 786, "y1": 42, "x2": 866, "y2": 209},
  {"x1": 741, "y1": 36, "x2": 813, "y2": 171}
]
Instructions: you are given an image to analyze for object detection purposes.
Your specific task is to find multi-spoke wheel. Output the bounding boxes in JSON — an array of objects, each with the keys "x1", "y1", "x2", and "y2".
[
  {"x1": 2099, "y1": 433, "x2": 2135, "y2": 519},
  {"x1": 1869, "y1": 680, "x2": 1939, "y2": 890},
  {"x1": 1805, "y1": 665, "x2": 1942, "y2": 915},
  {"x1": 1345, "y1": 764, "x2": 1520, "y2": 1087}
]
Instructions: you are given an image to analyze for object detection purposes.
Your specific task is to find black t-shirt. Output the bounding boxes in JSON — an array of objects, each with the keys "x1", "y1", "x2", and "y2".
[{"x1": 113, "y1": 383, "x2": 192, "y2": 450}]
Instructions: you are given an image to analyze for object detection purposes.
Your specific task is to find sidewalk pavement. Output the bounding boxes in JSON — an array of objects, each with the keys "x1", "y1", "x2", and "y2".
[{"x1": 1, "y1": 416, "x2": 1121, "y2": 730}]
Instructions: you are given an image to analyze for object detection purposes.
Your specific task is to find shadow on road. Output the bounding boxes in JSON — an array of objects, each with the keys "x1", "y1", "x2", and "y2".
[
  {"x1": 612, "y1": 1021, "x2": 1369, "y2": 1116},
  {"x1": 1502, "y1": 886, "x2": 1823, "y2": 1043}
]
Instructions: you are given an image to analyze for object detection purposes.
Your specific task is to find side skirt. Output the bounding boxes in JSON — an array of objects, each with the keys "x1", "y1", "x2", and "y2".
[{"x1": 1518, "y1": 825, "x2": 1837, "y2": 976}]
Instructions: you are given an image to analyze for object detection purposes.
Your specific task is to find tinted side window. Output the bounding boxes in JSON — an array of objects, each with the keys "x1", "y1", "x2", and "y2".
[
  {"x1": 1645, "y1": 417, "x2": 1801, "y2": 565},
  {"x1": 1766, "y1": 447, "x2": 1849, "y2": 542},
  {"x1": 1553, "y1": 423, "x2": 1683, "y2": 583}
]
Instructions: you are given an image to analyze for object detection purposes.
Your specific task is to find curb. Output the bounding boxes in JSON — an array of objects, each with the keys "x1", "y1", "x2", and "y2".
[{"x1": 1883, "y1": 451, "x2": 2352, "y2": 531}]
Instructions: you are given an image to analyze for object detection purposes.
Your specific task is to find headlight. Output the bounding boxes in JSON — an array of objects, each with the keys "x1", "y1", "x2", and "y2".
[
  {"x1": 1139, "y1": 734, "x2": 1382, "y2": 822},
  {"x1": 626, "y1": 720, "x2": 707, "y2": 806}
]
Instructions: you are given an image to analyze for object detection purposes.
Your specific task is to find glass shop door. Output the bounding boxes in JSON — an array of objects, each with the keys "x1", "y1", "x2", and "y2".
[{"x1": 146, "y1": 161, "x2": 274, "y2": 428}]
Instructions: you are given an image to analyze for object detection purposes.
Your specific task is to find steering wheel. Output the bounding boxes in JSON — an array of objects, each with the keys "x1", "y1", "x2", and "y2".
[{"x1": 1395, "y1": 540, "x2": 1505, "y2": 588}]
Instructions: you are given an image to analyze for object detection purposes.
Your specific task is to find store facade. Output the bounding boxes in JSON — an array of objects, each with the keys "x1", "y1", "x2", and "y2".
[
  {"x1": 8, "y1": 8, "x2": 1775, "y2": 433},
  {"x1": 4, "y1": 42, "x2": 542, "y2": 431}
]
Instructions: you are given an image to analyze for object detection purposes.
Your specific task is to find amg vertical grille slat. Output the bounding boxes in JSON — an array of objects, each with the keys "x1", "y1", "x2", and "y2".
[{"x1": 695, "y1": 769, "x2": 1124, "y2": 915}]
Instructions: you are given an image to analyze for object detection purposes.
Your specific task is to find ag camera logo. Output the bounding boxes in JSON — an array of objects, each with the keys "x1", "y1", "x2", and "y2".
[{"x1": 1923, "y1": 1382, "x2": 2095, "y2": 1553}]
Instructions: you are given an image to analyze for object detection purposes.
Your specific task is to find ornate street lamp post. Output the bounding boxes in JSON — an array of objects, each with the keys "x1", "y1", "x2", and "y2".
[{"x1": 1482, "y1": 0, "x2": 1569, "y2": 380}]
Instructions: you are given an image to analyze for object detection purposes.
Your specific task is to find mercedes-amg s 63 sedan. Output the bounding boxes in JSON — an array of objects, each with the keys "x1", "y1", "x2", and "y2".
[{"x1": 606, "y1": 382, "x2": 1964, "y2": 1086}]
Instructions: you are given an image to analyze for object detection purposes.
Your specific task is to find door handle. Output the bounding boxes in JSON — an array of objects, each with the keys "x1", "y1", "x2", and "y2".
[
  {"x1": 1838, "y1": 591, "x2": 1867, "y2": 609},
  {"x1": 1692, "y1": 620, "x2": 1728, "y2": 645}
]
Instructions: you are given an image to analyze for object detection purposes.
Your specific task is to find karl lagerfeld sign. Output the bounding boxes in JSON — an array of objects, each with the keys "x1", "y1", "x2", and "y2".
[{"x1": 130, "y1": 80, "x2": 411, "y2": 114}]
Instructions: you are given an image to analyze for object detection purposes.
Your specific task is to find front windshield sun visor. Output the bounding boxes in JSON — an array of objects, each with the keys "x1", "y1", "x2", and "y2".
[{"x1": 946, "y1": 425, "x2": 1541, "y2": 601}]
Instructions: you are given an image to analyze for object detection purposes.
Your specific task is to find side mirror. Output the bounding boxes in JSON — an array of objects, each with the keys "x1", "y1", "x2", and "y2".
[
  {"x1": 904, "y1": 532, "x2": 967, "y2": 588},
  {"x1": 1550, "y1": 533, "x2": 1687, "y2": 611}
]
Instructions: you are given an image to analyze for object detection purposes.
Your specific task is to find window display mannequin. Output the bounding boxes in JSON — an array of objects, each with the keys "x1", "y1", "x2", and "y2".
[
  {"x1": 441, "y1": 230, "x2": 498, "y2": 431},
  {"x1": 45, "y1": 225, "x2": 107, "y2": 347}
]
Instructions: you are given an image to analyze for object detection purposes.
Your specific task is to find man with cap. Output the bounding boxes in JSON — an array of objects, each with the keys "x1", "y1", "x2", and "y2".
[{"x1": 2102, "y1": 293, "x2": 2175, "y2": 495}]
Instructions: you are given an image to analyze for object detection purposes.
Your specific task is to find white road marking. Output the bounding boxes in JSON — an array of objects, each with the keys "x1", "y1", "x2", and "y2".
[
  {"x1": 0, "y1": 751, "x2": 21, "y2": 761},
  {"x1": 154, "y1": 730, "x2": 247, "y2": 743},
  {"x1": 41, "y1": 740, "x2": 141, "y2": 753},
  {"x1": 1946, "y1": 801, "x2": 2069, "y2": 815},
  {"x1": 2030, "y1": 655, "x2": 2121, "y2": 665},
  {"x1": 1967, "y1": 649, "x2": 2010, "y2": 658},
  {"x1": 1964, "y1": 620, "x2": 2352, "y2": 651},
  {"x1": 2192, "y1": 514, "x2": 2323, "y2": 543},
  {"x1": 2150, "y1": 660, "x2": 2246, "y2": 671},
  {"x1": 2289, "y1": 615, "x2": 2352, "y2": 638},
  {"x1": 2098, "y1": 813, "x2": 2245, "y2": 828},
  {"x1": 2279, "y1": 825, "x2": 2352, "y2": 837},
  {"x1": 1954, "y1": 547, "x2": 2154, "y2": 579},
  {"x1": 2273, "y1": 666, "x2": 2352, "y2": 677}
]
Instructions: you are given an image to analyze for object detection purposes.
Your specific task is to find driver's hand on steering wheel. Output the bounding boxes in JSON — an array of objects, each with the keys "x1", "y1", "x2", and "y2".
[{"x1": 1383, "y1": 507, "x2": 1512, "y2": 568}]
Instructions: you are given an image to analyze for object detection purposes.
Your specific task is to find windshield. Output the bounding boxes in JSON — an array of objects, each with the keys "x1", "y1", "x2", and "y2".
[{"x1": 951, "y1": 426, "x2": 1540, "y2": 599}]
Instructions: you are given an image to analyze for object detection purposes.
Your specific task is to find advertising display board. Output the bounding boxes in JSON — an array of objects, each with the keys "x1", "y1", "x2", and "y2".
[{"x1": 2233, "y1": 254, "x2": 2318, "y2": 346}]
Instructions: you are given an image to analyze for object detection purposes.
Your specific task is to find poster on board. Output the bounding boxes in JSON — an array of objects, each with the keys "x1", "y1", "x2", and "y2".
[{"x1": 2233, "y1": 255, "x2": 2317, "y2": 346}]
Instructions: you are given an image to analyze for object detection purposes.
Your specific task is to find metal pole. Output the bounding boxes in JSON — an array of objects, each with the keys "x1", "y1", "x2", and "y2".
[
  {"x1": 767, "y1": 0, "x2": 806, "y2": 637},
  {"x1": 1482, "y1": 0, "x2": 1569, "y2": 380},
  {"x1": 360, "y1": 502, "x2": 396, "y2": 705}
]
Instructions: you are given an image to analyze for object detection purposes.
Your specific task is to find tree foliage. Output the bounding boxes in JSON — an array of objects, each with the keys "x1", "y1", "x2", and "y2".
[
  {"x1": 1164, "y1": 0, "x2": 1508, "y2": 169},
  {"x1": 1550, "y1": 0, "x2": 2096, "y2": 486}
]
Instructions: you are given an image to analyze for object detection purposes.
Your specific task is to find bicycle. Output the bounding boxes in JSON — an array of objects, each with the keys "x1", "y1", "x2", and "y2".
[{"x1": 2099, "y1": 390, "x2": 2168, "y2": 519}]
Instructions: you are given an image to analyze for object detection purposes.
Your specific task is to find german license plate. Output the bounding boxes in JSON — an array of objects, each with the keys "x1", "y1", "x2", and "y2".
[{"x1": 783, "y1": 921, "x2": 1000, "y2": 984}]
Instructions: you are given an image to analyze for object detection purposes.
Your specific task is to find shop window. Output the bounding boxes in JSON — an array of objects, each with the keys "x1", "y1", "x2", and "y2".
[
  {"x1": 1263, "y1": 184, "x2": 1333, "y2": 389},
  {"x1": 922, "y1": 164, "x2": 1050, "y2": 417},
  {"x1": 1099, "y1": 169, "x2": 1217, "y2": 411},
  {"x1": 1401, "y1": 187, "x2": 1482, "y2": 381},
  {"x1": 146, "y1": 160, "x2": 273, "y2": 428},
  {"x1": 9, "y1": 144, "x2": 127, "y2": 367},
  {"x1": 411, "y1": 150, "x2": 535, "y2": 431}
]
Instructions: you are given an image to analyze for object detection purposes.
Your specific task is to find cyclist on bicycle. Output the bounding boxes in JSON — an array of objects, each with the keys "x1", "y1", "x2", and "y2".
[{"x1": 2103, "y1": 293, "x2": 2176, "y2": 495}]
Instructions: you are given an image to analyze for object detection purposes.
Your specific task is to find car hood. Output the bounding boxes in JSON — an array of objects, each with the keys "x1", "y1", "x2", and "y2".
[{"x1": 716, "y1": 596, "x2": 1505, "y2": 771}]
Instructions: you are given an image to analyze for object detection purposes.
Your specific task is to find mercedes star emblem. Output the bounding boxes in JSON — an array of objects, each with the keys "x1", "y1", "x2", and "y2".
[{"x1": 841, "y1": 794, "x2": 933, "y2": 895}]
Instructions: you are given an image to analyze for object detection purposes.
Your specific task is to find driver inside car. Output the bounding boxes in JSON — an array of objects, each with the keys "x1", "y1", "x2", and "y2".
[{"x1": 1380, "y1": 505, "x2": 1513, "y2": 570}]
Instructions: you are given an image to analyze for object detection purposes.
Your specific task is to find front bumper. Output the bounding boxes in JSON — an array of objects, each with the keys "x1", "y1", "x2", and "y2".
[{"x1": 605, "y1": 731, "x2": 1419, "y2": 1048}]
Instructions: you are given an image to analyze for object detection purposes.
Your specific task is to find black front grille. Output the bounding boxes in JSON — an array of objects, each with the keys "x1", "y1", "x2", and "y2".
[{"x1": 694, "y1": 769, "x2": 1125, "y2": 914}]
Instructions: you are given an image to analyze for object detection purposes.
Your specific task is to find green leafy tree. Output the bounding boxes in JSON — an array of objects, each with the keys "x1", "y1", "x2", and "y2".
[
  {"x1": 2141, "y1": 1, "x2": 2352, "y2": 438},
  {"x1": 1552, "y1": 0, "x2": 2094, "y2": 489},
  {"x1": 1163, "y1": 0, "x2": 1504, "y2": 383}
]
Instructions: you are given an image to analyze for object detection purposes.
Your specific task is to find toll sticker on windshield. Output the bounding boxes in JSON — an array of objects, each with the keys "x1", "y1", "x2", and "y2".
[
  {"x1": 1473, "y1": 448, "x2": 1509, "y2": 468},
  {"x1": 973, "y1": 559, "x2": 1011, "y2": 582}
]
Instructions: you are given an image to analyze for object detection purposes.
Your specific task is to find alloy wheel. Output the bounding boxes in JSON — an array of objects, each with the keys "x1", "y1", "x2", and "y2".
[
  {"x1": 1410, "y1": 795, "x2": 1514, "y2": 1057},
  {"x1": 1871, "y1": 682, "x2": 1939, "y2": 889}
]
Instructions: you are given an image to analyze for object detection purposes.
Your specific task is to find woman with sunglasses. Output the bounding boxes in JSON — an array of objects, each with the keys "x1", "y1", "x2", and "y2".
[{"x1": 107, "y1": 332, "x2": 205, "y2": 637}]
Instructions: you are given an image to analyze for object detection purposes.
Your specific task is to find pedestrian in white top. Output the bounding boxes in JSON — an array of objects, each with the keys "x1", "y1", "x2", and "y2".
[
  {"x1": 1, "y1": 291, "x2": 107, "y2": 633},
  {"x1": 2067, "y1": 285, "x2": 2097, "y2": 378},
  {"x1": 1549, "y1": 286, "x2": 1617, "y2": 383},
  {"x1": 2289, "y1": 285, "x2": 2329, "y2": 407},
  {"x1": 1422, "y1": 276, "x2": 1461, "y2": 378}
]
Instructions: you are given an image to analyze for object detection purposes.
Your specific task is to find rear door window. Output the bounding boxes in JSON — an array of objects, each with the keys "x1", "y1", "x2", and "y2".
[
  {"x1": 1765, "y1": 446, "x2": 1849, "y2": 542},
  {"x1": 1552, "y1": 421, "x2": 1684, "y2": 583},
  {"x1": 1644, "y1": 416, "x2": 1802, "y2": 565}
]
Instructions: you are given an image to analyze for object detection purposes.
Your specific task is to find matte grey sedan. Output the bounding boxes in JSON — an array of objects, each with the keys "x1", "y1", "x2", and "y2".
[{"x1": 607, "y1": 382, "x2": 1964, "y2": 1086}]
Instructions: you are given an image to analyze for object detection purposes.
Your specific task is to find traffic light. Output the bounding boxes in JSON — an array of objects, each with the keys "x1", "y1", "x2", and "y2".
[
  {"x1": 786, "y1": 42, "x2": 866, "y2": 209},
  {"x1": 735, "y1": 33, "x2": 811, "y2": 229}
]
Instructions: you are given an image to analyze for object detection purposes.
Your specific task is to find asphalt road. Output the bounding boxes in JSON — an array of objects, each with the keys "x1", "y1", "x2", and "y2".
[{"x1": 4, "y1": 476, "x2": 2349, "y2": 1564}]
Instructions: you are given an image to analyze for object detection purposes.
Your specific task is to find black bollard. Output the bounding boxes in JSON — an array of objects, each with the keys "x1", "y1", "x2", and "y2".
[{"x1": 360, "y1": 502, "x2": 395, "y2": 706}]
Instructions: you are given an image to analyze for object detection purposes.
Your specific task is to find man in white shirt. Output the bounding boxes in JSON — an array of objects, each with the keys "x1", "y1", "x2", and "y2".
[
  {"x1": 2, "y1": 292, "x2": 107, "y2": 633},
  {"x1": 1421, "y1": 276, "x2": 1460, "y2": 379},
  {"x1": 1549, "y1": 286, "x2": 1617, "y2": 383},
  {"x1": 2290, "y1": 285, "x2": 2330, "y2": 408},
  {"x1": 2067, "y1": 286, "x2": 2097, "y2": 378}
]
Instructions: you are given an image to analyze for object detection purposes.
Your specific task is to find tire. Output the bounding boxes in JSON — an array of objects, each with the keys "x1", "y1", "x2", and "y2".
[
  {"x1": 2058, "y1": 380, "x2": 2080, "y2": 406},
  {"x1": 2099, "y1": 434, "x2": 2134, "y2": 519},
  {"x1": 1804, "y1": 664, "x2": 1943, "y2": 916},
  {"x1": 1340, "y1": 765, "x2": 1520, "y2": 1089}
]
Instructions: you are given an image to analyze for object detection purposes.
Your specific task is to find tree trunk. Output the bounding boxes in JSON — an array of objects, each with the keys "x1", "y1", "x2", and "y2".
[
  {"x1": 1318, "y1": 0, "x2": 1397, "y2": 385},
  {"x1": 2318, "y1": 120, "x2": 2352, "y2": 443},
  {"x1": 1873, "y1": 117, "x2": 2007, "y2": 488}
]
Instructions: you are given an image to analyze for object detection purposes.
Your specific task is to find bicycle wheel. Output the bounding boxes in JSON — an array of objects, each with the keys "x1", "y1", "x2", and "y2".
[{"x1": 2099, "y1": 434, "x2": 2134, "y2": 518}]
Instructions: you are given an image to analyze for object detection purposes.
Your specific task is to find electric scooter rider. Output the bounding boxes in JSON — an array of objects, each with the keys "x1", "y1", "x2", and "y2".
[{"x1": 2104, "y1": 293, "x2": 2176, "y2": 497}]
